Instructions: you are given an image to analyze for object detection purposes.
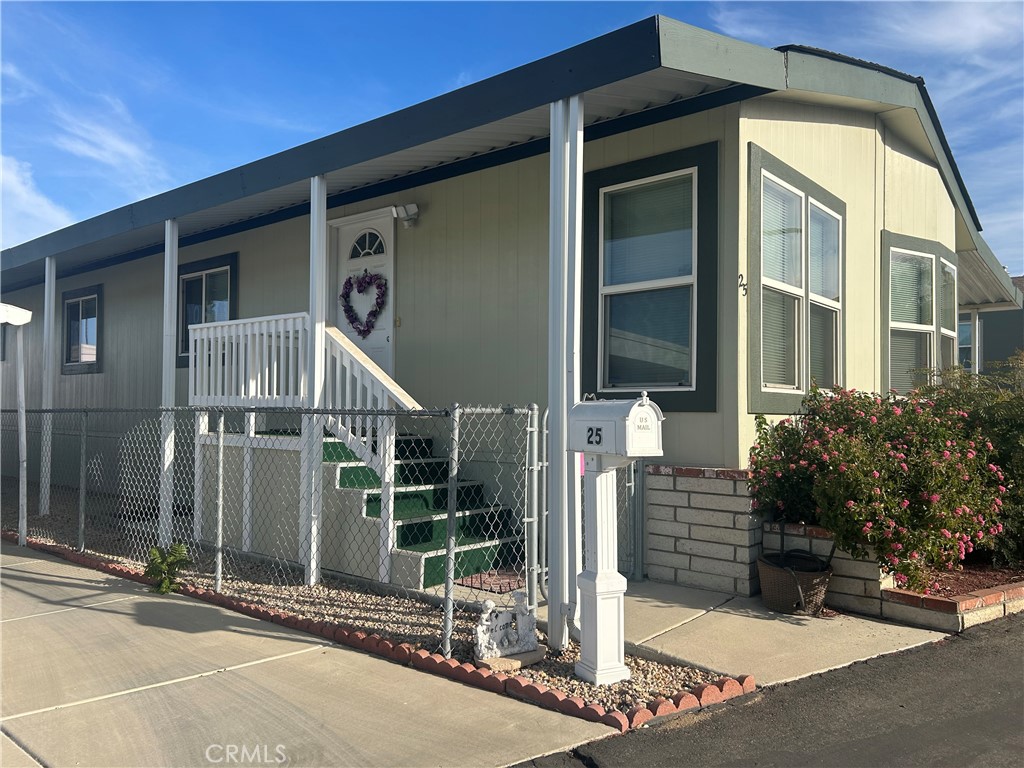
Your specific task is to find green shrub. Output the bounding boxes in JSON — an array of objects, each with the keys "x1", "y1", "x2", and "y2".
[
  {"x1": 750, "y1": 386, "x2": 1005, "y2": 592},
  {"x1": 919, "y1": 353, "x2": 1024, "y2": 566},
  {"x1": 144, "y1": 542, "x2": 192, "y2": 594}
]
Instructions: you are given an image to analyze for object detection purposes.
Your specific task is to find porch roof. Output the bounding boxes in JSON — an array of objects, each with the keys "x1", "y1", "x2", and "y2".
[{"x1": 2, "y1": 16, "x2": 1019, "y2": 308}]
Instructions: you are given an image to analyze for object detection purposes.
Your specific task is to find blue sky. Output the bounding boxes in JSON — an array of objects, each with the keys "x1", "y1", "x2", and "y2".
[{"x1": 2, "y1": 1, "x2": 1022, "y2": 275}]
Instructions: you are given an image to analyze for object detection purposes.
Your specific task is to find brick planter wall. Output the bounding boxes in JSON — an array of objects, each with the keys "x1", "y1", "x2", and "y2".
[
  {"x1": 761, "y1": 523, "x2": 893, "y2": 616},
  {"x1": 645, "y1": 466, "x2": 762, "y2": 596}
]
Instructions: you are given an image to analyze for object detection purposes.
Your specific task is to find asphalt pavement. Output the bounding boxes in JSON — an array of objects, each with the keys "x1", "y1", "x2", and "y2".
[{"x1": 522, "y1": 613, "x2": 1024, "y2": 768}]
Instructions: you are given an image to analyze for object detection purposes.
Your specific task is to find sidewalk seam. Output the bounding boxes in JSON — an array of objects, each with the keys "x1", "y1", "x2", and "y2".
[
  {"x1": 635, "y1": 596, "x2": 737, "y2": 645},
  {"x1": 1, "y1": 596, "x2": 140, "y2": 623},
  {"x1": 1, "y1": 645, "x2": 325, "y2": 723}
]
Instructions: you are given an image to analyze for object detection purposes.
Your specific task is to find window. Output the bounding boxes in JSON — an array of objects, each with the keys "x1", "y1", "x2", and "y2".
[
  {"x1": 747, "y1": 145, "x2": 846, "y2": 414},
  {"x1": 62, "y1": 285, "x2": 103, "y2": 375},
  {"x1": 760, "y1": 172, "x2": 843, "y2": 392},
  {"x1": 177, "y1": 253, "x2": 238, "y2": 364},
  {"x1": 958, "y1": 311, "x2": 982, "y2": 371},
  {"x1": 599, "y1": 169, "x2": 696, "y2": 390},
  {"x1": 881, "y1": 232, "x2": 958, "y2": 394},
  {"x1": 582, "y1": 143, "x2": 719, "y2": 413}
]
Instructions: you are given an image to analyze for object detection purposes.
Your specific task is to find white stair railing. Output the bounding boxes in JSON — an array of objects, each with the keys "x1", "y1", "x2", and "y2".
[
  {"x1": 323, "y1": 326, "x2": 421, "y2": 472},
  {"x1": 189, "y1": 313, "x2": 309, "y2": 407}
]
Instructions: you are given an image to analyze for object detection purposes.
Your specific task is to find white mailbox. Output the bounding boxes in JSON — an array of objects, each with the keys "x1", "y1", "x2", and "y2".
[
  {"x1": 568, "y1": 392, "x2": 665, "y2": 685},
  {"x1": 568, "y1": 392, "x2": 664, "y2": 459}
]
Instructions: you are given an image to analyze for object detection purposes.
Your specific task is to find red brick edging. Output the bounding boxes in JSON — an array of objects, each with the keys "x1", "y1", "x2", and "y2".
[
  {"x1": 646, "y1": 465, "x2": 751, "y2": 481},
  {"x1": 883, "y1": 583, "x2": 1024, "y2": 615},
  {"x1": 2, "y1": 532, "x2": 757, "y2": 732}
]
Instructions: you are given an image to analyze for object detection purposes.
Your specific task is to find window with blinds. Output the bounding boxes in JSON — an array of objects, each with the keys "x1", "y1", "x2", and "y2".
[
  {"x1": 600, "y1": 169, "x2": 696, "y2": 389},
  {"x1": 760, "y1": 172, "x2": 843, "y2": 391},
  {"x1": 888, "y1": 248, "x2": 957, "y2": 393}
]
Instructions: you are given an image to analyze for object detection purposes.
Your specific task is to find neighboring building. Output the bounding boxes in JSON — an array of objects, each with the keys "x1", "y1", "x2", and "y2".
[
  {"x1": 959, "y1": 275, "x2": 1024, "y2": 371},
  {"x1": 2, "y1": 17, "x2": 1022, "y2": 596}
]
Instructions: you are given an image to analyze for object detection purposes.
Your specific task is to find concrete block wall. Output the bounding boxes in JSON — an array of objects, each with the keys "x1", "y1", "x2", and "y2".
[
  {"x1": 761, "y1": 523, "x2": 893, "y2": 617},
  {"x1": 644, "y1": 466, "x2": 762, "y2": 596}
]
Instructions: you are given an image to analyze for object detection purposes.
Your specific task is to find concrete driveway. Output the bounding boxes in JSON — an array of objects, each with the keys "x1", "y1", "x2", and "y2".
[{"x1": 0, "y1": 542, "x2": 608, "y2": 767}]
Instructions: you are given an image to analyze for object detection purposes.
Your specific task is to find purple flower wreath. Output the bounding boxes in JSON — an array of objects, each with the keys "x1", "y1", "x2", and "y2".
[{"x1": 339, "y1": 269, "x2": 388, "y2": 339}]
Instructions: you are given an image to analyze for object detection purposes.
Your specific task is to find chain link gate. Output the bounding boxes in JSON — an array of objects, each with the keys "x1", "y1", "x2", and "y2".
[{"x1": 0, "y1": 405, "x2": 538, "y2": 658}]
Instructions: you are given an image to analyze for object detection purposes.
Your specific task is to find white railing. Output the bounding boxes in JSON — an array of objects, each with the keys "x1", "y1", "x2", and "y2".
[
  {"x1": 324, "y1": 326, "x2": 421, "y2": 471},
  {"x1": 189, "y1": 313, "x2": 309, "y2": 407}
]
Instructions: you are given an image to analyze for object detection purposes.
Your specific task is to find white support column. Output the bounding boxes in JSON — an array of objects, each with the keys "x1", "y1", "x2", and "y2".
[
  {"x1": 565, "y1": 95, "x2": 585, "y2": 635},
  {"x1": 547, "y1": 96, "x2": 587, "y2": 651},
  {"x1": 17, "y1": 325, "x2": 29, "y2": 545},
  {"x1": 192, "y1": 411, "x2": 208, "y2": 542},
  {"x1": 308, "y1": 175, "x2": 327, "y2": 409},
  {"x1": 301, "y1": 176, "x2": 327, "y2": 586},
  {"x1": 158, "y1": 219, "x2": 179, "y2": 547},
  {"x1": 40, "y1": 256, "x2": 56, "y2": 517}
]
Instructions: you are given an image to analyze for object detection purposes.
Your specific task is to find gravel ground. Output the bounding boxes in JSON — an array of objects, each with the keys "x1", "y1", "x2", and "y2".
[{"x1": 1, "y1": 489, "x2": 723, "y2": 714}]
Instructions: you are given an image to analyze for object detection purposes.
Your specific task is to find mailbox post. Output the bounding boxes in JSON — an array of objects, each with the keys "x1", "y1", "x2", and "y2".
[{"x1": 568, "y1": 392, "x2": 664, "y2": 684}]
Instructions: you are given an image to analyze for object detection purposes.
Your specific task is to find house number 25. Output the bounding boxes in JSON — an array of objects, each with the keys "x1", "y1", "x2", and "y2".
[{"x1": 586, "y1": 427, "x2": 603, "y2": 446}]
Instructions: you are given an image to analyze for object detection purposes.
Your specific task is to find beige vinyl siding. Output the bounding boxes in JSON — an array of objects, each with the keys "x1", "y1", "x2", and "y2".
[
  {"x1": 1, "y1": 254, "x2": 163, "y2": 411},
  {"x1": 882, "y1": 133, "x2": 956, "y2": 247}
]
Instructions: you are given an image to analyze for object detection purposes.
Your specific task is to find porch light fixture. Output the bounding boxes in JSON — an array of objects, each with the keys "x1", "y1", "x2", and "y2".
[{"x1": 393, "y1": 203, "x2": 419, "y2": 228}]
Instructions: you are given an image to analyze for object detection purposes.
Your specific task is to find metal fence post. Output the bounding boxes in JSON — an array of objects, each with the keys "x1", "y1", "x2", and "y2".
[
  {"x1": 526, "y1": 404, "x2": 540, "y2": 614},
  {"x1": 215, "y1": 410, "x2": 225, "y2": 593},
  {"x1": 442, "y1": 403, "x2": 461, "y2": 658},
  {"x1": 16, "y1": 326, "x2": 28, "y2": 546},
  {"x1": 78, "y1": 411, "x2": 88, "y2": 552}
]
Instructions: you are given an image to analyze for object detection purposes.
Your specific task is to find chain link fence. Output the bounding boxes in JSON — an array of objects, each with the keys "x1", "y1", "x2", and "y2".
[{"x1": 1, "y1": 405, "x2": 538, "y2": 658}]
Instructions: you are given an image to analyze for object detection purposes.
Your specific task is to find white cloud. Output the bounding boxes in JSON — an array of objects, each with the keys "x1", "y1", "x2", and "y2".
[
  {"x1": 51, "y1": 95, "x2": 172, "y2": 199},
  {"x1": 1, "y1": 155, "x2": 75, "y2": 248},
  {"x1": 866, "y1": 1, "x2": 1022, "y2": 54}
]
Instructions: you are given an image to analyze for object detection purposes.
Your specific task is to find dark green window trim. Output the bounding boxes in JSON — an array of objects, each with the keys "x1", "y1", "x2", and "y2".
[
  {"x1": 61, "y1": 284, "x2": 103, "y2": 376},
  {"x1": 880, "y1": 230, "x2": 957, "y2": 392},
  {"x1": 582, "y1": 142, "x2": 718, "y2": 412},
  {"x1": 176, "y1": 252, "x2": 239, "y2": 369},
  {"x1": 747, "y1": 143, "x2": 847, "y2": 415}
]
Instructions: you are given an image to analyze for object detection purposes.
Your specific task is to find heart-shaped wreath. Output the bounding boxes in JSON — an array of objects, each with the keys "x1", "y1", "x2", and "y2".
[{"x1": 339, "y1": 269, "x2": 388, "y2": 339}]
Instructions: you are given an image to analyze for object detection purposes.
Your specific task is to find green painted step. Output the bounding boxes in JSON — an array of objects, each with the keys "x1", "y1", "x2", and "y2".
[
  {"x1": 395, "y1": 507, "x2": 518, "y2": 550},
  {"x1": 335, "y1": 458, "x2": 449, "y2": 489},
  {"x1": 421, "y1": 538, "x2": 521, "y2": 589},
  {"x1": 322, "y1": 435, "x2": 435, "y2": 463},
  {"x1": 365, "y1": 482, "x2": 485, "y2": 519}
]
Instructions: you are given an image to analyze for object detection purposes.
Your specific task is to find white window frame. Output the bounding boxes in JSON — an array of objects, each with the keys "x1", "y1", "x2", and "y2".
[
  {"x1": 178, "y1": 265, "x2": 231, "y2": 357},
  {"x1": 958, "y1": 309, "x2": 982, "y2": 372},
  {"x1": 760, "y1": 170, "x2": 844, "y2": 393},
  {"x1": 888, "y1": 247, "x2": 936, "y2": 388},
  {"x1": 63, "y1": 292, "x2": 100, "y2": 366},
  {"x1": 939, "y1": 257, "x2": 958, "y2": 370},
  {"x1": 597, "y1": 166, "x2": 698, "y2": 392}
]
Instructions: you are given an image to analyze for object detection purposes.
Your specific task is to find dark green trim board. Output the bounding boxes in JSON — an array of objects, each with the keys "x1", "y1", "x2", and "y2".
[
  {"x1": 581, "y1": 142, "x2": 718, "y2": 413},
  {"x1": 176, "y1": 252, "x2": 239, "y2": 369},
  {"x1": 879, "y1": 230, "x2": 958, "y2": 392},
  {"x1": 746, "y1": 143, "x2": 847, "y2": 415},
  {"x1": 61, "y1": 284, "x2": 103, "y2": 376}
]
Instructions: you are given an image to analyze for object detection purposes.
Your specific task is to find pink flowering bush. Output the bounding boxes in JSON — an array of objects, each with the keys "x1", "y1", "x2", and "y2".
[{"x1": 750, "y1": 387, "x2": 1005, "y2": 592}]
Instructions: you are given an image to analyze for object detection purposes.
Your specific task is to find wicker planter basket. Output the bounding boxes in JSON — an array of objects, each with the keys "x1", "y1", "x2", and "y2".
[{"x1": 757, "y1": 550, "x2": 833, "y2": 615}]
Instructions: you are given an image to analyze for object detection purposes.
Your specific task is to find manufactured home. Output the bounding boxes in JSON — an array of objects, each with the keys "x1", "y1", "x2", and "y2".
[{"x1": 2, "y1": 17, "x2": 1021, "y2": 609}]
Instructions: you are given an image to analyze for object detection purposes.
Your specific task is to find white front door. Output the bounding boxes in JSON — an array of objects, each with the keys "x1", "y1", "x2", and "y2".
[{"x1": 333, "y1": 210, "x2": 396, "y2": 377}]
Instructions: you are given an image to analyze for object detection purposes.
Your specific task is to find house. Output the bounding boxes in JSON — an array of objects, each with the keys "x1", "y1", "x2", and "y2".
[
  {"x1": 959, "y1": 275, "x2": 1024, "y2": 371},
  {"x1": 2, "y1": 17, "x2": 1021, "y2": 644}
]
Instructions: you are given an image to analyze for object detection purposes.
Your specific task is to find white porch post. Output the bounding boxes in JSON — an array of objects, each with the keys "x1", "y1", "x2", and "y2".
[
  {"x1": 300, "y1": 175, "x2": 327, "y2": 586},
  {"x1": 39, "y1": 256, "x2": 56, "y2": 517},
  {"x1": 547, "y1": 94, "x2": 584, "y2": 651},
  {"x1": 159, "y1": 219, "x2": 178, "y2": 547}
]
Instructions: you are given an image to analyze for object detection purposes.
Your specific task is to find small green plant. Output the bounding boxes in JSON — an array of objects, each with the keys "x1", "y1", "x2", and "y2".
[{"x1": 144, "y1": 542, "x2": 192, "y2": 594}]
